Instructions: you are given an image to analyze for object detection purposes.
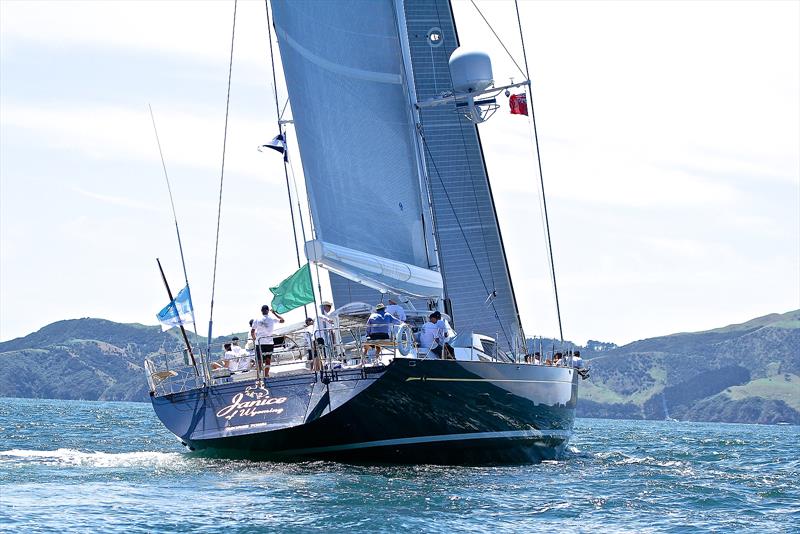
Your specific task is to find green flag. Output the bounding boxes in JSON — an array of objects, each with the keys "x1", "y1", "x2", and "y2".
[{"x1": 269, "y1": 264, "x2": 314, "y2": 314}]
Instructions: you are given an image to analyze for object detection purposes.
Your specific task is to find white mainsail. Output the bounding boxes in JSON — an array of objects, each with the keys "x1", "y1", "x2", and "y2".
[{"x1": 272, "y1": 0, "x2": 433, "y2": 284}]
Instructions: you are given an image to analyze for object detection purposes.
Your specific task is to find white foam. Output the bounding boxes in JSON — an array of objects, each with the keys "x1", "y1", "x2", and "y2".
[
  {"x1": 531, "y1": 502, "x2": 571, "y2": 515},
  {"x1": 0, "y1": 448, "x2": 185, "y2": 468}
]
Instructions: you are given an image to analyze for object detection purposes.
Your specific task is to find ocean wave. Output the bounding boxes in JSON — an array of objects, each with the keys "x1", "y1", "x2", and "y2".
[
  {"x1": 593, "y1": 450, "x2": 688, "y2": 468},
  {"x1": 530, "y1": 502, "x2": 570, "y2": 515},
  {"x1": 0, "y1": 448, "x2": 186, "y2": 468}
]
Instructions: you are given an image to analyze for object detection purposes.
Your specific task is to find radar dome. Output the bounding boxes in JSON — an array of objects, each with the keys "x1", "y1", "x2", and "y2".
[{"x1": 449, "y1": 48, "x2": 493, "y2": 93}]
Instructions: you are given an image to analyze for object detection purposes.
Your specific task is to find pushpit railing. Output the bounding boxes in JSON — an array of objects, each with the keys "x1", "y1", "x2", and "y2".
[{"x1": 145, "y1": 347, "x2": 204, "y2": 397}]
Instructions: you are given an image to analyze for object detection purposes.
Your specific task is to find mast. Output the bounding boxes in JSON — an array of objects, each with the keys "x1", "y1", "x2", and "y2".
[{"x1": 392, "y1": 0, "x2": 448, "y2": 311}]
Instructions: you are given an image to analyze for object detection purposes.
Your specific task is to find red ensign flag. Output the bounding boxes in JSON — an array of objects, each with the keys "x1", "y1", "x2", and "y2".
[{"x1": 509, "y1": 93, "x2": 528, "y2": 116}]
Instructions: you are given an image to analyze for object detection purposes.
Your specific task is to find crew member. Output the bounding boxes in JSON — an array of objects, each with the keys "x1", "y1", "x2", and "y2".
[
  {"x1": 229, "y1": 336, "x2": 251, "y2": 372},
  {"x1": 385, "y1": 298, "x2": 406, "y2": 322},
  {"x1": 250, "y1": 305, "x2": 285, "y2": 378},
  {"x1": 365, "y1": 303, "x2": 401, "y2": 355},
  {"x1": 419, "y1": 311, "x2": 448, "y2": 358}
]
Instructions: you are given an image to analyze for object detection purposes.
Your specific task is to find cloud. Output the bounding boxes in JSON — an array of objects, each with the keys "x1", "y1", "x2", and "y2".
[
  {"x1": 0, "y1": 0, "x2": 272, "y2": 66},
  {"x1": 1, "y1": 103, "x2": 286, "y2": 182},
  {"x1": 1, "y1": 0, "x2": 797, "y2": 345},
  {"x1": 72, "y1": 187, "x2": 166, "y2": 213}
]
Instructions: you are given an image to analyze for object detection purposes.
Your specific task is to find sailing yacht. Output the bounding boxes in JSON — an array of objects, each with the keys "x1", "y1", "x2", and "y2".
[{"x1": 146, "y1": 0, "x2": 583, "y2": 464}]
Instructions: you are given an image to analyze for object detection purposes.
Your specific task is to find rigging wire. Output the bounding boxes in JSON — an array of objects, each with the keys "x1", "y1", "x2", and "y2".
[
  {"x1": 264, "y1": 0, "x2": 308, "y2": 317},
  {"x1": 430, "y1": 1, "x2": 511, "y2": 348},
  {"x1": 469, "y1": 0, "x2": 526, "y2": 79},
  {"x1": 286, "y1": 138, "x2": 324, "y2": 323},
  {"x1": 449, "y1": 101, "x2": 498, "y2": 298},
  {"x1": 451, "y1": 95, "x2": 502, "y2": 333},
  {"x1": 279, "y1": 98, "x2": 289, "y2": 120},
  {"x1": 286, "y1": 156, "x2": 310, "y2": 254},
  {"x1": 513, "y1": 0, "x2": 564, "y2": 341},
  {"x1": 207, "y1": 0, "x2": 238, "y2": 352},
  {"x1": 148, "y1": 104, "x2": 201, "y2": 345},
  {"x1": 463, "y1": 0, "x2": 530, "y2": 337},
  {"x1": 419, "y1": 133, "x2": 511, "y2": 348}
]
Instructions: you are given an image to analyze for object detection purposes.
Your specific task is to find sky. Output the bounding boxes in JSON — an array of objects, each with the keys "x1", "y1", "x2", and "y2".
[{"x1": 1, "y1": 0, "x2": 798, "y2": 346}]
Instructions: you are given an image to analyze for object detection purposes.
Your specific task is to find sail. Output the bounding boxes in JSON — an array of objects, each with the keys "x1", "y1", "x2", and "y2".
[
  {"x1": 272, "y1": 0, "x2": 522, "y2": 347},
  {"x1": 271, "y1": 0, "x2": 432, "y2": 280},
  {"x1": 401, "y1": 0, "x2": 521, "y2": 347},
  {"x1": 305, "y1": 240, "x2": 443, "y2": 298}
]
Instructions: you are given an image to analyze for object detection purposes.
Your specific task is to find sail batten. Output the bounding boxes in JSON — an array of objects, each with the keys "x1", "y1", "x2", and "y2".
[{"x1": 274, "y1": 25, "x2": 402, "y2": 85}]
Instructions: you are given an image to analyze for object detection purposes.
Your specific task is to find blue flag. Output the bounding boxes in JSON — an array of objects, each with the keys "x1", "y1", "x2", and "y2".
[
  {"x1": 156, "y1": 285, "x2": 194, "y2": 331},
  {"x1": 258, "y1": 133, "x2": 288, "y2": 162}
]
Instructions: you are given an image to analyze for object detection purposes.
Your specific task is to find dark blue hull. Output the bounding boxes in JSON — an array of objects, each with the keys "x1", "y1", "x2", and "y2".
[{"x1": 151, "y1": 359, "x2": 578, "y2": 464}]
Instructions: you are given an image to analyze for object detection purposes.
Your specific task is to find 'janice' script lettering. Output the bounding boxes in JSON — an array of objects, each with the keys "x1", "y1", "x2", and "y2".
[{"x1": 217, "y1": 392, "x2": 288, "y2": 420}]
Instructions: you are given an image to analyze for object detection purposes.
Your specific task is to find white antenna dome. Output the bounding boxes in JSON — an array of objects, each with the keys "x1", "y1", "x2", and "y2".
[{"x1": 449, "y1": 48, "x2": 493, "y2": 94}]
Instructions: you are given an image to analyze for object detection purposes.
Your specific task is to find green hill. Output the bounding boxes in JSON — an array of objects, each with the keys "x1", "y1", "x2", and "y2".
[
  {"x1": 1, "y1": 311, "x2": 798, "y2": 424},
  {"x1": 0, "y1": 319, "x2": 240, "y2": 402},
  {"x1": 577, "y1": 310, "x2": 800, "y2": 424}
]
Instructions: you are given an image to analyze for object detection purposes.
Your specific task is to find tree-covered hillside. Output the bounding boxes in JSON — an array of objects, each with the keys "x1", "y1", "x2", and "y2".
[
  {"x1": 577, "y1": 310, "x2": 800, "y2": 424},
  {"x1": 0, "y1": 319, "x2": 240, "y2": 402},
  {"x1": 1, "y1": 311, "x2": 797, "y2": 424}
]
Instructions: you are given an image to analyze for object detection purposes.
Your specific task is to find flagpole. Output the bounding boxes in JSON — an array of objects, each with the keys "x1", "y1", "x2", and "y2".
[{"x1": 157, "y1": 258, "x2": 198, "y2": 373}]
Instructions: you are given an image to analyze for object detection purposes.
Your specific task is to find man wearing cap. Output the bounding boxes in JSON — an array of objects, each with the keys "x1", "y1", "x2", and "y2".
[
  {"x1": 366, "y1": 303, "x2": 403, "y2": 339},
  {"x1": 318, "y1": 300, "x2": 334, "y2": 335},
  {"x1": 250, "y1": 305, "x2": 285, "y2": 377},
  {"x1": 363, "y1": 303, "x2": 401, "y2": 355},
  {"x1": 419, "y1": 311, "x2": 449, "y2": 358}
]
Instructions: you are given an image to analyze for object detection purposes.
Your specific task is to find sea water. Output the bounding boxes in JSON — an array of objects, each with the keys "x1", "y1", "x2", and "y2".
[{"x1": 0, "y1": 397, "x2": 797, "y2": 533}]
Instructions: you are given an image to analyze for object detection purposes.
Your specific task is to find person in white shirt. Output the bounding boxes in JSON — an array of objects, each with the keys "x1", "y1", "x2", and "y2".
[
  {"x1": 302, "y1": 317, "x2": 324, "y2": 371},
  {"x1": 385, "y1": 299, "x2": 406, "y2": 322},
  {"x1": 419, "y1": 311, "x2": 448, "y2": 358},
  {"x1": 320, "y1": 300, "x2": 333, "y2": 318},
  {"x1": 314, "y1": 300, "x2": 336, "y2": 344},
  {"x1": 301, "y1": 317, "x2": 317, "y2": 353},
  {"x1": 250, "y1": 305, "x2": 285, "y2": 377},
  {"x1": 318, "y1": 300, "x2": 345, "y2": 357},
  {"x1": 212, "y1": 342, "x2": 235, "y2": 371},
  {"x1": 228, "y1": 336, "x2": 252, "y2": 372}
]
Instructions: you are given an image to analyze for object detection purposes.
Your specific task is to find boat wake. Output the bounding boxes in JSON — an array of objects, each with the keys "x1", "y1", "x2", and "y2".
[{"x1": 0, "y1": 448, "x2": 186, "y2": 468}]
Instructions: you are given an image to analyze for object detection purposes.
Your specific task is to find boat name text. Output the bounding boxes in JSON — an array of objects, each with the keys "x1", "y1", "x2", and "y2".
[{"x1": 217, "y1": 392, "x2": 287, "y2": 420}]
